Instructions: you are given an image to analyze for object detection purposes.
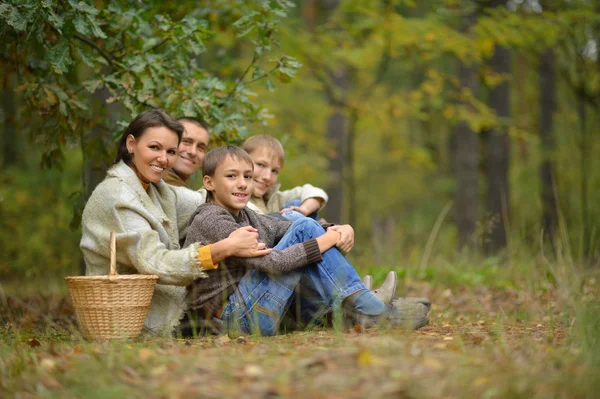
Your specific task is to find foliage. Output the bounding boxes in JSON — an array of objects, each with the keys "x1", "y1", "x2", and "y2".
[{"x1": 0, "y1": 0, "x2": 302, "y2": 164}]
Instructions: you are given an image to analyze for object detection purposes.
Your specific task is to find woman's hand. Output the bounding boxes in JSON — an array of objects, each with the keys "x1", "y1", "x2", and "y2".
[
  {"x1": 227, "y1": 226, "x2": 272, "y2": 258},
  {"x1": 327, "y1": 224, "x2": 354, "y2": 254}
]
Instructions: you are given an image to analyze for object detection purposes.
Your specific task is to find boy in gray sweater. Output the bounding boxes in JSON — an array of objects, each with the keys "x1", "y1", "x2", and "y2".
[{"x1": 184, "y1": 146, "x2": 429, "y2": 336}]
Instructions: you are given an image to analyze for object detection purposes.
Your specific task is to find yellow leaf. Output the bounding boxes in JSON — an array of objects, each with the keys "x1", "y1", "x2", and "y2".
[
  {"x1": 150, "y1": 364, "x2": 168, "y2": 376},
  {"x1": 138, "y1": 348, "x2": 154, "y2": 362}
]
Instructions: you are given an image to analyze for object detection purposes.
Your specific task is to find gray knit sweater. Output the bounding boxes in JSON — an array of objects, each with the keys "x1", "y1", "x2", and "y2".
[{"x1": 183, "y1": 203, "x2": 323, "y2": 316}]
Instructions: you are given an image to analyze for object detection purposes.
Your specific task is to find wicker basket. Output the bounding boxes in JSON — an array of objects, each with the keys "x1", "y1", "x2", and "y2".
[{"x1": 65, "y1": 232, "x2": 158, "y2": 339}]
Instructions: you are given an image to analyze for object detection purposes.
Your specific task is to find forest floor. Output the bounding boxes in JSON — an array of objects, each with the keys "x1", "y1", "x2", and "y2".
[{"x1": 1, "y1": 265, "x2": 599, "y2": 399}]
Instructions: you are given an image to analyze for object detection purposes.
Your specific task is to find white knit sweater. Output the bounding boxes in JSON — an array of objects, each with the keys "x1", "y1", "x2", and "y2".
[{"x1": 80, "y1": 161, "x2": 207, "y2": 336}]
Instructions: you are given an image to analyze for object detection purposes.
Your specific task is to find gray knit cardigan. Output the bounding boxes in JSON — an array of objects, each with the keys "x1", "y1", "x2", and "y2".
[
  {"x1": 183, "y1": 203, "x2": 323, "y2": 317},
  {"x1": 80, "y1": 161, "x2": 208, "y2": 336}
]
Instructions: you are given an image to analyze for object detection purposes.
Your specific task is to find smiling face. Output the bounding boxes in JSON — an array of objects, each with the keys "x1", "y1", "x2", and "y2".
[
  {"x1": 126, "y1": 126, "x2": 179, "y2": 183},
  {"x1": 248, "y1": 148, "x2": 282, "y2": 198},
  {"x1": 172, "y1": 120, "x2": 209, "y2": 181},
  {"x1": 203, "y1": 155, "x2": 254, "y2": 216}
]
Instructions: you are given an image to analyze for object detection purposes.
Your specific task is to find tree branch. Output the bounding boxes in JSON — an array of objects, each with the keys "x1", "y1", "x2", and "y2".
[{"x1": 73, "y1": 34, "x2": 114, "y2": 67}]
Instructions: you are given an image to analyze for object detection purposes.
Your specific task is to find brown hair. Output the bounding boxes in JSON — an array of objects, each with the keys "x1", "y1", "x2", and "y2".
[
  {"x1": 203, "y1": 146, "x2": 254, "y2": 201},
  {"x1": 114, "y1": 109, "x2": 184, "y2": 165},
  {"x1": 241, "y1": 134, "x2": 285, "y2": 165},
  {"x1": 177, "y1": 116, "x2": 210, "y2": 132}
]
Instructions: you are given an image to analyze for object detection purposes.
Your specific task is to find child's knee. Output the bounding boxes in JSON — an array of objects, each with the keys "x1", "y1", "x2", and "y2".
[{"x1": 290, "y1": 218, "x2": 323, "y2": 237}]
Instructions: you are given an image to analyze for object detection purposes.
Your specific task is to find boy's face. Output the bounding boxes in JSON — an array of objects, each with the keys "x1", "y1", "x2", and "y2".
[
  {"x1": 203, "y1": 155, "x2": 254, "y2": 216},
  {"x1": 248, "y1": 148, "x2": 282, "y2": 198}
]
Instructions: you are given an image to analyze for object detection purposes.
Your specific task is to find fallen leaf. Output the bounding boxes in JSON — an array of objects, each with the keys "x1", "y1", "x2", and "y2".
[
  {"x1": 119, "y1": 366, "x2": 141, "y2": 384},
  {"x1": 150, "y1": 364, "x2": 168, "y2": 376},
  {"x1": 243, "y1": 364, "x2": 264, "y2": 377},
  {"x1": 40, "y1": 358, "x2": 56, "y2": 371},
  {"x1": 41, "y1": 376, "x2": 61, "y2": 389},
  {"x1": 217, "y1": 335, "x2": 231, "y2": 344},
  {"x1": 423, "y1": 358, "x2": 443, "y2": 370},
  {"x1": 138, "y1": 348, "x2": 154, "y2": 362}
]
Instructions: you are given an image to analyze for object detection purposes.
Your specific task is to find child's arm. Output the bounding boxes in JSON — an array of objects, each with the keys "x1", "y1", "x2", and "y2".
[
  {"x1": 277, "y1": 184, "x2": 328, "y2": 213},
  {"x1": 281, "y1": 197, "x2": 323, "y2": 217},
  {"x1": 187, "y1": 205, "x2": 325, "y2": 274}
]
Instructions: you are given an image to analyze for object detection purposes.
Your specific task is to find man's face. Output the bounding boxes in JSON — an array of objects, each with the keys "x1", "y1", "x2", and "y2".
[
  {"x1": 203, "y1": 155, "x2": 254, "y2": 216},
  {"x1": 172, "y1": 121, "x2": 209, "y2": 181},
  {"x1": 248, "y1": 148, "x2": 282, "y2": 198}
]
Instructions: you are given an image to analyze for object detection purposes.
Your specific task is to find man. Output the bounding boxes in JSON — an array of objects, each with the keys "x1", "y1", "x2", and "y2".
[{"x1": 163, "y1": 117, "x2": 210, "y2": 188}]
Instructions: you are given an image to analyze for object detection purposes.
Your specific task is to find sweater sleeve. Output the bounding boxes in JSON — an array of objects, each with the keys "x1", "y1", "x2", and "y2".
[
  {"x1": 113, "y1": 206, "x2": 207, "y2": 284},
  {"x1": 276, "y1": 184, "x2": 328, "y2": 210},
  {"x1": 80, "y1": 196, "x2": 207, "y2": 288},
  {"x1": 184, "y1": 205, "x2": 322, "y2": 274}
]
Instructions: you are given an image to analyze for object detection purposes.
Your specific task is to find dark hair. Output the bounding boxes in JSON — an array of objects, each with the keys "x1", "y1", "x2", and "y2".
[
  {"x1": 177, "y1": 116, "x2": 210, "y2": 132},
  {"x1": 203, "y1": 146, "x2": 254, "y2": 201},
  {"x1": 114, "y1": 109, "x2": 184, "y2": 165}
]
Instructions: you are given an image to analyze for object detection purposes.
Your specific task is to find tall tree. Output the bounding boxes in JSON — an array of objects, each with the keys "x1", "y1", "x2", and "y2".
[
  {"x1": 539, "y1": 47, "x2": 558, "y2": 242},
  {"x1": 484, "y1": 0, "x2": 511, "y2": 254},
  {"x1": 1, "y1": 73, "x2": 18, "y2": 168},
  {"x1": 320, "y1": 0, "x2": 348, "y2": 224},
  {"x1": 451, "y1": 5, "x2": 480, "y2": 249}
]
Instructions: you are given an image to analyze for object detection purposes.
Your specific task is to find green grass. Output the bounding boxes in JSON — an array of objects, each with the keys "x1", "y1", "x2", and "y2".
[{"x1": 1, "y1": 255, "x2": 599, "y2": 398}]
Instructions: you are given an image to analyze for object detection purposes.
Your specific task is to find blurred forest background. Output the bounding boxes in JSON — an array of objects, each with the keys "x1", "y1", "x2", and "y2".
[{"x1": 1, "y1": 0, "x2": 599, "y2": 282}]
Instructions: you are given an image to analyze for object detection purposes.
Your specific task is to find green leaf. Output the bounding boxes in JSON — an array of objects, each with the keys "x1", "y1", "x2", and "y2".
[
  {"x1": 47, "y1": 10, "x2": 64, "y2": 32},
  {"x1": 4, "y1": 6, "x2": 27, "y2": 32},
  {"x1": 67, "y1": 0, "x2": 100, "y2": 15},
  {"x1": 155, "y1": 14, "x2": 171, "y2": 31},
  {"x1": 86, "y1": 14, "x2": 106, "y2": 39},
  {"x1": 83, "y1": 79, "x2": 103, "y2": 93},
  {"x1": 182, "y1": 100, "x2": 195, "y2": 116},
  {"x1": 73, "y1": 14, "x2": 91, "y2": 35},
  {"x1": 46, "y1": 38, "x2": 73, "y2": 74},
  {"x1": 76, "y1": 47, "x2": 94, "y2": 67},
  {"x1": 265, "y1": 77, "x2": 274, "y2": 91}
]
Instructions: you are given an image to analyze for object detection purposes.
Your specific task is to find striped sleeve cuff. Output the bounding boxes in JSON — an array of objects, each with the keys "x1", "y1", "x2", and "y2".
[{"x1": 302, "y1": 238, "x2": 322, "y2": 264}]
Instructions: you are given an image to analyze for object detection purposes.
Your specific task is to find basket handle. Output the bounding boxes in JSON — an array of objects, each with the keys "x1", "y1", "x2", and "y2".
[{"x1": 109, "y1": 231, "x2": 118, "y2": 277}]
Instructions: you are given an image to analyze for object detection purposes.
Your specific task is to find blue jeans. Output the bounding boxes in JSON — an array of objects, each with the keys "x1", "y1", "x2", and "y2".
[
  {"x1": 279, "y1": 199, "x2": 319, "y2": 221},
  {"x1": 220, "y1": 218, "x2": 366, "y2": 337}
]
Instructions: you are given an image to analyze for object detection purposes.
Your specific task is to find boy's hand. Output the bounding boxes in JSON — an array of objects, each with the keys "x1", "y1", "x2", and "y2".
[
  {"x1": 327, "y1": 224, "x2": 354, "y2": 254},
  {"x1": 227, "y1": 226, "x2": 272, "y2": 258},
  {"x1": 280, "y1": 198, "x2": 323, "y2": 217}
]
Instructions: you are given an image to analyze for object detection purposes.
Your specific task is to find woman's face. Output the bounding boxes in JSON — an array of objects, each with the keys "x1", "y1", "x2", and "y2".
[{"x1": 126, "y1": 126, "x2": 179, "y2": 183}]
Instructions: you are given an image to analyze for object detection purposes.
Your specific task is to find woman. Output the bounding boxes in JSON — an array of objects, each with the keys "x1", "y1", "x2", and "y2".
[{"x1": 80, "y1": 109, "x2": 271, "y2": 336}]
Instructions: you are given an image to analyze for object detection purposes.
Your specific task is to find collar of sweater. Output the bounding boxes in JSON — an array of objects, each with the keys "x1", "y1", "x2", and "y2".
[
  {"x1": 107, "y1": 161, "x2": 171, "y2": 224},
  {"x1": 259, "y1": 183, "x2": 282, "y2": 203}
]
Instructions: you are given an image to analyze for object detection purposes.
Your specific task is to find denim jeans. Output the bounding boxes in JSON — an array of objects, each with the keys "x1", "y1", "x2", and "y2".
[{"x1": 220, "y1": 218, "x2": 366, "y2": 337}]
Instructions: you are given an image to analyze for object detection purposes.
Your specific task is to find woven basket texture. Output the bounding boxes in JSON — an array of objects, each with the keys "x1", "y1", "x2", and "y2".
[{"x1": 66, "y1": 275, "x2": 158, "y2": 339}]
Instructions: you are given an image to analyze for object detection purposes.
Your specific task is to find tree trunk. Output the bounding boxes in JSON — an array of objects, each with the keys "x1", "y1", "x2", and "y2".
[
  {"x1": 319, "y1": 0, "x2": 348, "y2": 224},
  {"x1": 539, "y1": 48, "x2": 558, "y2": 241},
  {"x1": 324, "y1": 83, "x2": 348, "y2": 224},
  {"x1": 451, "y1": 8, "x2": 479, "y2": 249},
  {"x1": 1, "y1": 74, "x2": 19, "y2": 168},
  {"x1": 484, "y1": 0, "x2": 511, "y2": 254}
]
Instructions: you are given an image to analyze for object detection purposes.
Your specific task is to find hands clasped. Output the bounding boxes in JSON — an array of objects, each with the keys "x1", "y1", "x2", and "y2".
[
  {"x1": 327, "y1": 224, "x2": 354, "y2": 254},
  {"x1": 228, "y1": 226, "x2": 272, "y2": 257}
]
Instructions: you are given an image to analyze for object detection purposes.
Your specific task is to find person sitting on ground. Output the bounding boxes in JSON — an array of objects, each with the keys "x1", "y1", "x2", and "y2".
[
  {"x1": 80, "y1": 109, "x2": 271, "y2": 337},
  {"x1": 183, "y1": 145, "x2": 430, "y2": 337},
  {"x1": 241, "y1": 134, "x2": 327, "y2": 222},
  {"x1": 242, "y1": 134, "x2": 407, "y2": 308},
  {"x1": 163, "y1": 117, "x2": 210, "y2": 188}
]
